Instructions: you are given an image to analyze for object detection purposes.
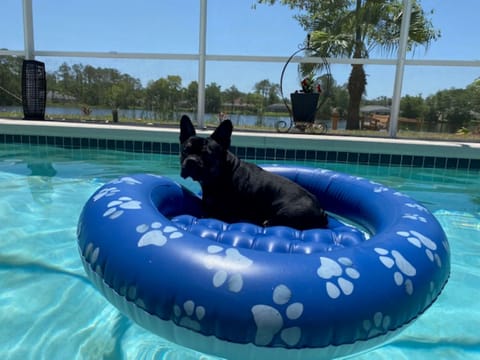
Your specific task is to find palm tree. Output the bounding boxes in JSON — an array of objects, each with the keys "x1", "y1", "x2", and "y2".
[{"x1": 257, "y1": 0, "x2": 439, "y2": 129}]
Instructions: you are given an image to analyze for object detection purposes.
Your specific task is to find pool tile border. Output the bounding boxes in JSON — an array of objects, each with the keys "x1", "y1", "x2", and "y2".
[{"x1": 1, "y1": 133, "x2": 479, "y2": 170}]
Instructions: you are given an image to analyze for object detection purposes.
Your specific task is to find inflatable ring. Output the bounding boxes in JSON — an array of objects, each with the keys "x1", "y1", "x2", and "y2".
[{"x1": 77, "y1": 166, "x2": 450, "y2": 360}]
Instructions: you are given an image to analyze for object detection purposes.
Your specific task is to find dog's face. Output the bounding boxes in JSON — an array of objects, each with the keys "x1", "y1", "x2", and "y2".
[{"x1": 179, "y1": 115, "x2": 233, "y2": 185}]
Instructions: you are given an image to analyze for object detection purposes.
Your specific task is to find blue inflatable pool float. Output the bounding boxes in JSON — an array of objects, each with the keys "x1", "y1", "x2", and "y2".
[{"x1": 77, "y1": 165, "x2": 450, "y2": 360}]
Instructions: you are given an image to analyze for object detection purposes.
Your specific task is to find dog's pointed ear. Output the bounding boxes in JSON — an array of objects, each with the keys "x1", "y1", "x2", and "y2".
[
  {"x1": 211, "y1": 120, "x2": 233, "y2": 149},
  {"x1": 180, "y1": 115, "x2": 196, "y2": 143}
]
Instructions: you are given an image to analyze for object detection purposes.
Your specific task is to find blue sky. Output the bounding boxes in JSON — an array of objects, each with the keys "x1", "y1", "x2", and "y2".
[{"x1": 1, "y1": 0, "x2": 479, "y2": 99}]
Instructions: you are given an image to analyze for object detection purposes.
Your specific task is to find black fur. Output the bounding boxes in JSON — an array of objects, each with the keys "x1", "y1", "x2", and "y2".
[{"x1": 179, "y1": 115, "x2": 328, "y2": 229}]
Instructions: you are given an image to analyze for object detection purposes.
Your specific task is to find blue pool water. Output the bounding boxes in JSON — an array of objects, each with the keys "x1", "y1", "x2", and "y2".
[{"x1": 0, "y1": 143, "x2": 479, "y2": 359}]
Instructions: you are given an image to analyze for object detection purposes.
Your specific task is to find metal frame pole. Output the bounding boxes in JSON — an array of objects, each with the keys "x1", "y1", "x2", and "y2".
[
  {"x1": 22, "y1": 0, "x2": 35, "y2": 60},
  {"x1": 197, "y1": 0, "x2": 207, "y2": 129},
  {"x1": 389, "y1": 0, "x2": 413, "y2": 137}
]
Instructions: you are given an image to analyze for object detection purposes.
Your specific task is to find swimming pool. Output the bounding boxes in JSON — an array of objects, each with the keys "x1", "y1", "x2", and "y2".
[{"x1": 0, "y1": 142, "x2": 478, "y2": 359}]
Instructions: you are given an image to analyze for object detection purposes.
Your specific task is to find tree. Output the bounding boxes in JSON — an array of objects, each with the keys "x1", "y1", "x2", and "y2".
[
  {"x1": 205, "y1": 82, "x2": 222, "y2": 114},
  {"x1": 145, "y1": 75, "x2": 183, "y2": 119},
  {"x1": 185, "y1": 81, "x2": 198, "y2": 112},
  {"x1": 56, "y1": 62, "x2": 74, "y2": 98},
  {"x1": 108, "y1": 74, "x2": 142, "y2": 109},
  {"x1": 466, "y1": 78, "x2": 480, "y2": 113},
  {"x1": 257, "y1": 0, "x2": 439, "y2": 130},
  {"x1": 425, "y1": 88, "x2": 472, "y2": 133},
  {"x1": 400, "y1": 94, "x2": 425, "y2": 119},
  {"x1": 223, "y1": 85, "x2": 243, "y2": 113},
  {"x1": 254, "y1": 79, "x2": 280, "y2": 113},
  {"x1": 0, "y1": 55, "x2": 22, "y2": 106}
]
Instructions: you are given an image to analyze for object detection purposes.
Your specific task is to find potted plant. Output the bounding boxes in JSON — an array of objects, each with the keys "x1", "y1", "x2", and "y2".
[
  {"x1": 277, "y1": 36, "x2": 331, "y2": 133},
  {"x1": 290, "y1": 72, "x2": 323, "y2": 125}
]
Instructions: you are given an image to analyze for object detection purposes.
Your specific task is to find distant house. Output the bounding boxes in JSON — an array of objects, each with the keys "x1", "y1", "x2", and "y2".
[
  {"x1": 47, "y1": 90, "x2": 76, "y2": 103},
  {"x1": 222, "y1": 98, "x2": 255, "y2": 112},
  {"x1": 266, "y1": 103, "x2": 288, "y2": 113},
  {"x1": 360, "y1": 105, "x2": 391, "y2": 114},
  {"x1": 360, "y1": 105, "x2": 390, "y2": 130},
  {"x1": 359, "y1": 105, "x2": 420, "y2": 130}
]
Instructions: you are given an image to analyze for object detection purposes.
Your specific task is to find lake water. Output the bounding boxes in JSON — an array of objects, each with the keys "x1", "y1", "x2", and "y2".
[{"x1": 1, "y1": 105, "x2": 346, "y2": 129}]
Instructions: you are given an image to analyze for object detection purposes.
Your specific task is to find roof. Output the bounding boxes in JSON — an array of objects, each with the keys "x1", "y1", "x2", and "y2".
[{"x1": 360, "y1": 105, "x2": 390, "y2": 114}]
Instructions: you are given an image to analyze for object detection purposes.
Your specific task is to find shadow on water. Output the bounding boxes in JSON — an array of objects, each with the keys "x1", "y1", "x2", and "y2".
[{"x1": 0, "y1": 253, "x2": 90, "y2": 285}]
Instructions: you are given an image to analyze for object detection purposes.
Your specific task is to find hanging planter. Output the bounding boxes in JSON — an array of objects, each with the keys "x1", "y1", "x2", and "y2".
[
  {"x1": 276, "y1": 38, "x2": 332, "y2": 133},
  {"x1": 290, "y1": 92, "x2": 320, "y2": 124}
]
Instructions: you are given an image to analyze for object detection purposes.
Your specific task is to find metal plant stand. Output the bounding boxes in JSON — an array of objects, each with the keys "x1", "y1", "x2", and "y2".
[{"x1": 276, "y1": 45, "x2": 331, "y2": 134}]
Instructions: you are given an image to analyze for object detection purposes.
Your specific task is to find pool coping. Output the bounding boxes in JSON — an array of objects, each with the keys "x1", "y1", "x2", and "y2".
[{"x1": 1, "y1": 118, "x2": 479, "y2": 169}]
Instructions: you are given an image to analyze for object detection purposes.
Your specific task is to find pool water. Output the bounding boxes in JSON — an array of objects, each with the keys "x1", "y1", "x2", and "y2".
[{"x1": 0, "y1": 143, "x2": 479, "y2": 360}]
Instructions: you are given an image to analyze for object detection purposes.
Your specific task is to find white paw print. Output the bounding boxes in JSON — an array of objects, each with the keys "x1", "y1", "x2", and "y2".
[
  {"x1": 103, "y1": 196, "x2": 142, "y2": 219},
  {"x1": 397, "y1": 230, "x2": 441, "y2": 267},
  {"x1": 93, "y1": 187, "x2": 120, "y2": 202},
  {"x1": 110, "y1": 176, "x2": 142, "y2": 185},
  {"x1": 173, "y1": 300, "x2": 206, "y2": 332},
  {"x1": 363, "y1": 312, "x2": 391, "y2": 338},
  {"x1": 402, "y1": 213, "x2": 427, "y2": 223},
  {"x1": 405, "y1": 202, "x2": 428, "y2": 212},
  {"x1": 374, "y1": 247, "x2": 416, "y2": 295},
  {"x1": 204, "y1": 245, "x2": 253, "y2": 293},
  {"x1": 136, "y1": 222, "x2": 182, "y2": 247},
  {"x1": 251, "y1": 284, "x2": 304, "y2": 346},
  {"x1": 349, "y1": 175, "x2": 364, "y2": 181},
  {"x1": 370, "y1": 181, "x2": 389, "y2": 193},
  {"x1": 316, "y1": 257, "x2": 360, "y2": 299}
]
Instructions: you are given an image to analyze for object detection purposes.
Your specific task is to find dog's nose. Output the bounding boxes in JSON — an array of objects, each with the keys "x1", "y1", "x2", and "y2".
[
  {"x1": 181, "y1": 158, "x2": 199, "y2": 179},
  {"x1": 180, "y1": 168, "x2": 188, "y2": 179}
]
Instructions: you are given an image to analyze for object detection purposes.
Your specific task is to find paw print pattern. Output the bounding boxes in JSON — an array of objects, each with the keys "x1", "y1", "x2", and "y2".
[
  {"x1": 316, "y1": 257, "x2": 360, "y2": 299},
  {"x1": 397, "y1": 230, "x2": 441, "y2": 267},
  {"x1": 374, "y1": 247, "x2": 416, "y2": 295},
  {"x1": 369, "y1": 181, "x2": 389, "y2": 193},
  {"x1": 363, "y1": 312, "x2": 391, "y2": 338},
  {"x1": 136, "y1": 222, "x2": 182, "y2": 247},
  {"x1": 103, "y1": 196, "x2": 142, "y2": 219},
  {"x1": 349, "y1": 175, "x2": 364, "y2": 181},
  {"x1": 402, "y1": 213, "x2": 427, "y2": 223},
  {"x1": 405, "y1": 202, "x2": 428, "y2": 212},
  {"x1": 173, "y1": 300, "x2": 206, "y2": 332},
  {"x1": 204, "y1": 246, "x2": 253, "y2": 293},
  {"x1": 110, "y1": 176, "x2": 142, "y2": 185},
  {"x1": 93, "y1": 187, "x2": 120, "y2": 202},
  {"x1": 93, "y1": 177, "x2": 141, "y2": 202},
  {"x1": 251, "y1": 284, "x2": 304, "y2": 346}
]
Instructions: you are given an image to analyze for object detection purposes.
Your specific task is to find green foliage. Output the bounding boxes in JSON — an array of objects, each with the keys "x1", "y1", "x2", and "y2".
[
  {"x1": 425, "y1": 88, "x2": 476, "y2": 132},
  {"x1": 49, "y1": 62, "x2": 143, "y2": 109},
  {"x1": 401, "y1": 94, "x2": 426, "y2": 119},
  {"x1": 0, "y1": 55, "x2": 478, "y2": 134},
  {"x1": 256, "y1": 0, "x2": 440, "y2": 130},
  {"x1": 0, "y1": 55, "x2": 23, "y2": 105},
  {"x1": 205, "y1": 82, "x2": 222, "y2": 114},
  {"x1": 0, "y1": 56, "x2": 287, "y2": 119}
]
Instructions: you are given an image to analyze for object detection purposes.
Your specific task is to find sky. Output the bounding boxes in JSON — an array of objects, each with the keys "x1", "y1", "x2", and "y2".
[{"x1": 1, "y1": 0, "x2": 479, "y2": 100}]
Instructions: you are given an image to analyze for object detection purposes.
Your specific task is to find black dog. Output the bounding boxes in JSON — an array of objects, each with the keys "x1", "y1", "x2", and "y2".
[{"x1": 179, "y1": 115, "x2": 328, "y2": 230}]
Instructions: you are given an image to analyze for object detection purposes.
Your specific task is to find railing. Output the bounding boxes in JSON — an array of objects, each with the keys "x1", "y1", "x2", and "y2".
[{"x1": 1, "y1": 0, "x2": 479, "y2": 137}]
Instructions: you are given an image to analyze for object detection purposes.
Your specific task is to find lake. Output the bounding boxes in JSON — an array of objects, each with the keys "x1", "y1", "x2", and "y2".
[{"x1": 1, "y1": 105, "x2": 346, "y2": 130}]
